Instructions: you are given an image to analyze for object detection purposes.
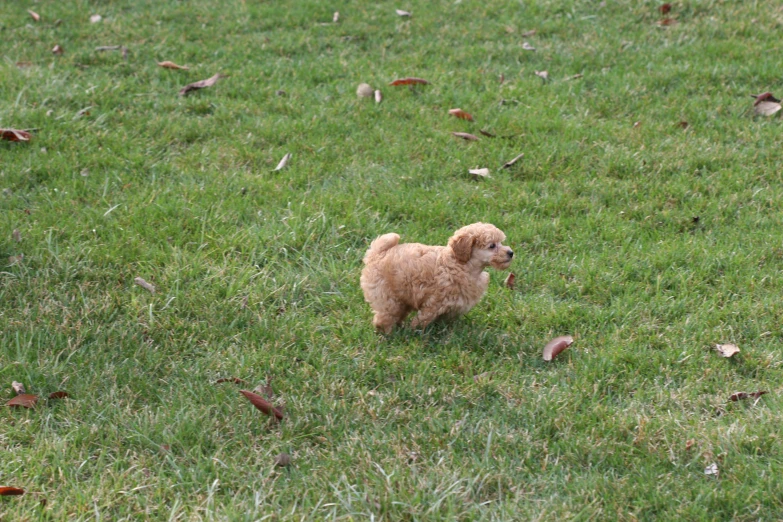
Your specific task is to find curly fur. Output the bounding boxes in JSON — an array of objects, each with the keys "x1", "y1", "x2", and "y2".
[{"x1": 360, "y1": 223, "x2": 513, "y2": 333}]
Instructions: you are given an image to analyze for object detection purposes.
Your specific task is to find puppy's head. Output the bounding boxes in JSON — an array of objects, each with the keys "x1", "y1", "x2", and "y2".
[{"x1": 448, "y1": 222, "x2": 513, "y2": 269}]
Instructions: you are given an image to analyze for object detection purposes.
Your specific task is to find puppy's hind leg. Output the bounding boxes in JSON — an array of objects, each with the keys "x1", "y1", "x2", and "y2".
[
  {"x1": 372, "y1": 302, "x2": 412, "y2": 334},
  {"x1": 409, "y1": 306, "x2": 442, "y2": 331}
]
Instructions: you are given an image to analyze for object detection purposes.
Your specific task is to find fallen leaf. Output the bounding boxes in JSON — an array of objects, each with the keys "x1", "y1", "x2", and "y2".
[
  {"x1": 468, "y1": 168, "x2": 490, "y2": 178},
  {"x1": 448, "y1": 108, "x2": 474, "y2": 121},
  {"x1": 8, "y1": 254, "x2": 24, "y2": 265},
  {"x1": 534, "y1": 70, "x2": 549, "y2": 81},
  {"x1": 178, "y1": 73, "x2": 224, "y2": 96},
  {"x1": 374, "y1": 90, "x2": 382, "y2": 103},
  {"x1": 395, "y1": 9, "x2": 412, "y2": 17},
  {"x1": 685, "y1": 439, "x2": 695, "y2": 450},
  {"x1": 677, "y1": 121, "x2": 689, "y2": 129},
  {"x1": 52, "y1": 45, "x2": 64, "y2": 55},
  {"x1": 274, "y1": 453, "x2": 291, "y2": 467},
  {"x1": 134, "y1": 277, "x2": 156, "y2": 294},
  {"x1": 753, "y1": 92, "x2": 782, "y2": 116},
  {"x1": 502, "y1": 153, "x2": 524, "y2": 168},
  {"x1": 240, "y1": 389, "x2": 284, "y2": 420},
  {"x1": 659, "y1": 3, "x2": 672, "y2": 14},
  {"x1": 715, "y1": 343, "x2": 739, "y2": 358},
  {"x1": 451, "y1": 132, "x2": 480, "y2": 141},
  {"x1": 76, "y1": 107, "x2": 92, "y2": 118},
  {"x1": 704, "y1": 463, "x2": 718, "y2": 477},
  {"x1": 253, "y1": 376, "x2": 275, "y2": 399},
  {"x1": 522, "y1": 42, "x2": 536, "y2": 51},
  {"x1": 356, "y1": 83, "x2": 374, "y2": 98},
  {"x1": 729, "y1": 391, "x2": 768, "y2": 402},
  {"x1": 7, "y1": 394, "x2": 39, "y2": 408},
  {"x1": 473, "y1": 371, "x2": 493, "y2": 383},
  {"x1": 389, "y1": 77, "x2": 430, "y2": 86},
  {"x1": 504, "y1": 273, "x2": 515, "y2": 290},
  {"x1": 565, "y1": 73, "x2": 583, "y2": 81},
  {"x1": 216, "y1": 377, "x2": 248, "y2": 385},
  {"x1": 479, "y1": 129, "x2": 496, "y2": 138},
  {"x1": 0, "y1": 129, "x2": 32, "y2": 142},
  {"x1": 0, "y1": 487, "x2": 25, "y2": 496},
  {"x1": 333, "y1": 11, "x2": 339, "y2": 23},
  {"x1": 11, "y1": 382, "x2": 25, "y2": 395},
  {"x1": 633, "y1": 121, "x2": 642, "y2": 128},
  {"x1": 90, "y1": 14, "x2": 102, "y2": 23},
  {"x1": 542, "y1": 335, "x2": 574, "y2": 361},
  {"x1": 15, "y1": 61, "x2": 33, "y2": 68},
  {"x1": 273, "y1": 153, "x2": 291, "y2": 171},
  {"x1": 499, "y1": 73, "x2": 505, "y2": 84},
  {"x1": 156, "y1": 60, "x2": 189, "y2": 70},
  {"x1": 657, "y1": 18, "x2": 678, "y2": 26},
  {"x1": 48, "y1": 391, "x2": 69, "y2": 400},
  {"x1": 521, "y1": 29, "x2": 537, "y2": 37},
  {"x1": 28, "y1": 10, "x2": 41, "y2": 22}
]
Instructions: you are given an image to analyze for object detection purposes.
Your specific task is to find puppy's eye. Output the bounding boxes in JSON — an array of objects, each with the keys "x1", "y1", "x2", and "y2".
[{"x1": 489, "y1": 243, "x2": 496, "y2": 249}]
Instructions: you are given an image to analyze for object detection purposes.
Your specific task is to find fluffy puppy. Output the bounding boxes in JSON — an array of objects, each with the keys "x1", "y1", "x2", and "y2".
[{"x1": 360, "y1": 223, "x2": 513, "y2": 333}]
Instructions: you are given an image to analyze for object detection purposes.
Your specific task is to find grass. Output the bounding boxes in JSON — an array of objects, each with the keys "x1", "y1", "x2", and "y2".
[{"x1": 3, "y1": 0, "x2": 783, "y2": 519}]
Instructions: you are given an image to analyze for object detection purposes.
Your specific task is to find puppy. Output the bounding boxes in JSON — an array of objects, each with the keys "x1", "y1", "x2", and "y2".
[{"x1": 360, "y1": 223, "x2": 513, "y2": 333}]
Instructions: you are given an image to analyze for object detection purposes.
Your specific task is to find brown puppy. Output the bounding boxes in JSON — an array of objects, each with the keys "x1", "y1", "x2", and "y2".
[{"x1": 360, "y1": 223, "x2": 513, "y2": 333}]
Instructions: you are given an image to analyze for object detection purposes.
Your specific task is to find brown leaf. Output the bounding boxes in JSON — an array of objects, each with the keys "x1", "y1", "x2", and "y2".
[
  {"x1": 395, "y1": 9, "x2": 412, "y2": 17},
  {"x1": 0, "y1": 487, "x2": 25, "y2": 496},
  {"x1": 522, "y1": 42, "x2": 536, "y2": 51},
  {"x1": 274, "y1": 453, "x2": 291, "y2": 467},
  {"x1": 0, "y1": 129, "x2": 32, "y2": 142},
  {"x1": 15, "y1": 61, "x2": 33, "y2": 68},
  {"x1": 534, "y1": 70, "x2": 549, "y2": 81},
  {"x1": 28, "y1": 10, "x2": 41, "y2": 22},
  {"x1": 504, "y1": 273, "x2": 515, "y2": 290},
  {"x1": 657, "y1": 18, "x2": 678, "y2": 26},
  {"x1": 468, "y1": 168, "x2": 490, "y2": 178},
  {"x1": 473, "y1": 371, "x2": 493, "y2": 383},
  {"x1": 754, "y1": 96, "x2": 782, "y2": 116},
  {"x1": 240, "y1": 390, "x2": 284, "y2": 420},
  {"x1": 704, "y1": 463, "x2": 718, "y2": 477},
  {"x1": 158, "y1": 61, "x2": 189, "y2": 70},
  {"x1": 215, "y1": 377, "x2": 248, "y2": 385},
  {"x1": 389, "y1": 77, "x2": 430, "y2": 86},
  {"x1": 48, "y1": 391, "x2": 69, "y2": 400},
  {"x1": 451, "y1": 132, "x2": 480, "y2": 141},
  {"x1": 659, "y1": 3, "x2": 672, "y2": 14},
  {"x1": 356, "y1": 83, "x2": 374, "y2": 98},
  {"x1": 8, "y1": 254, "x2": 24, "y2": 265},
  {"x1": 253, "y1": 376, "x2": 275, "y2": 399},
  {"x1": 729, "y1": 391, "x2": 767, "y2": 402},
  {"x1": 565, "y1": 73, "x2": 583, "y2": 81},
  {"x1": 753, "y1": 92, "x2": 781, "y2": 104},
  {"x1": 677, "y1": 121, "x2": 689, "y2": 129},
  {"x1": 542, "y1": 335, "x2": 574, "y2": 361},
  {"x1": 521, "y1": 29, "x2": 537, "y2": 37},
  {"x1": 715, "y1": 343, "x2": 739, "y2": 358},
  {"x1": 448, "y1": 108, "x2": 474, "y2": 121},
  {"x1": 7, "y1": 394, "x2": 39, "y2": 408},
  {"x1": 12, "y1": 381, "x2": 25, "y2": 395},
  {"x1": 179, "y1": 73, "x2": 224, "y2": 96},
  {"x1": 52, "y1": 45, "x2": 64, "y2": 55},
  {"x1": 134, "y1": 277, "x2": 156, "y2": 294},
  {"x1": 502, "y1": 153, "x2": 524, "y2": 168},
  {"x1": 12, "y1": 229, "x2": 22, "y2": 242},
  {"x1": 479, "y1": 129, "x2": 496, "y2": 138},
  {"x1": 685, "y1": 439, "x2": 695, "y2": 450}
]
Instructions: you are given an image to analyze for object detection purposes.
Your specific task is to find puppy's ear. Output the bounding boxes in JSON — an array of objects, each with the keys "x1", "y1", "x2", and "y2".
[{"x1": 448, "y1": 230, "x2": 474, "y2": 263}]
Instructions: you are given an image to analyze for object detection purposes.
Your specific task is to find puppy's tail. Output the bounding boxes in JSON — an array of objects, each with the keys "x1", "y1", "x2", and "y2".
[{"x1": 363, "y1": 233, "x2": 400, "y2": 265}]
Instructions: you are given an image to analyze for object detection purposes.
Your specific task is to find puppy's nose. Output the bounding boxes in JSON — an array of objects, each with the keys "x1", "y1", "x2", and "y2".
[{"x1": 507, "y1": 250, "x2": 514, "y2": 258}]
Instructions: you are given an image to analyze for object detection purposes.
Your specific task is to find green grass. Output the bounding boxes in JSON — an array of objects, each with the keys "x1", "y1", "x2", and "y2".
[{"x1": 3, "y1": 0, "x2": 783, "y2": 519}]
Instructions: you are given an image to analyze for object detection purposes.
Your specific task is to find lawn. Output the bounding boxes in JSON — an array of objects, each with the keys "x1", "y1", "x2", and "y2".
[{"x1": 3, "y1": 0, "x2": 783, "y2": 519}]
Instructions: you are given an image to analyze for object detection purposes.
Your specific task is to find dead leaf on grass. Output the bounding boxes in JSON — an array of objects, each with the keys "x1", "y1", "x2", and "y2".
[
  {"x1": 240, "y1": 389, "x2": 284, "y2": 420},
  {"x1": 543, "y1": 335, "x2": 574, "y2": 361},
  {"x1": 216, "y1": 377, "x2": 248, "y2": 385},
  {"x1": 356, "y1": 83, "x2": 374, "y2": 98},
  {"x1": 565, "y1": 73, "x2": 583, "y2": 81},
  {"x1": 395, "y1": 9, "x2": 412, "y2": 17},
  {"x1": 273, "y1": 153, "x2": 291, "y2": 171},
  {"x1": 657, "y1": 18, "x2": 678, "y2": 26},
  {"x1": 504, "y1": 273, "x2": 515, "y2": 290},
  {"x1": 752, "y1": 92, "x2": 782, "y2": 116},
  {"x1": 677, "y1": 121, "x2": 689, "y2": 129},
  {"x1": 448, "y1": 108, "x2": 474, "y2": 121},
  {"x1": 534, "y1": 70, "x2": 549, "y2": 82},
  {"x1": 16, "y1": 61, "x2": 33, "y2": 68},
  {"x1": 502, "y1": 153, "x2": 524, "y2": 168},
  {"x1": 90, "y1": 14, "x2": 102, "y2": 23},
  {"x1": 333, "y1": 11, "x2": 340, "y2": 23},
  {"x1": 521, "y1": 29, "x2": 537, "y2": 37},
  {"x1": 52, "y1": 45, "x2": 64, "y2": 55},
  {"x1": 729, "y1": 391, "x2": 767, "y2": 402},
  {"x1": 0, "y1": 487, "x2": 25, "y2": 496},
  {"x1": 274, "y1": 453, "x2": 291, "y2": 467},
  {"x1": 48, "y1": 391, "x2": 69, "y2": 400},
  {"x1": 12, "y1": 229, "x2": 22, "y2": 242},
  {"x1": 8, "y1": 254, "x2": 24, "y2": 265},
  {"x1": 389, "y1": 77, "x2": 430, "y2": 86},
  {"x1": 179, "y1": 73, "x2": 224, "y2": 96},
  {"x1": 158, "y1": 61, "x2": 189, "y2": 70},
  {"x1": 659, "y1": 3, "x2": 672, "y2": 14},
  {"x1": 685, "y1": 439, "x2": 695, "y2": 450},
  {"x1": 254, "y1": 376, "x2": 275, "y2": 399},
  {"x1": 473, "y1": 371, "x2": 493, "y2": 383},
  {"x1": 451, "y1": 132, "x2": 480, "y2": 141},
  {"x1": 134, "y1": 277, "x2": 156, "y2": 294},
  {"x1": 522, "y1": 42, "x2": 536, "y2": 51},
  {"x1": 374, "y1": 90, "x2": 382, "y2": 103},
  {"x1": 7, "y1": 394, "x2": 39, "y2": 408},
  {"x1": 1, "y1": 129, "x2": 32, "y2": 142},
  {"x1": 11, "y1": 382, "x2": 25, "y2": 395},
  {"x1": 468, "y1": 168, "x2": 490, "y2": 178},
  {"x1": 704, "y1": 463, "x2": 718, "y2": 477},
  {"x1": 479, "y1": 129, "x2": 495, "y2": 138},
  {"x1": 715, "y1": 343, "x2": 739, "y2": 358},
  {"x1": 28, "y1": 10, "x2": 41, "y2": 21}
]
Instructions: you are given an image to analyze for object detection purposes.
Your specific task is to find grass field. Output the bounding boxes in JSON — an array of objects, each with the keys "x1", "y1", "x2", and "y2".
[{"x1": 3, "y1": 0, "x2": 783, "y2": 519}]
